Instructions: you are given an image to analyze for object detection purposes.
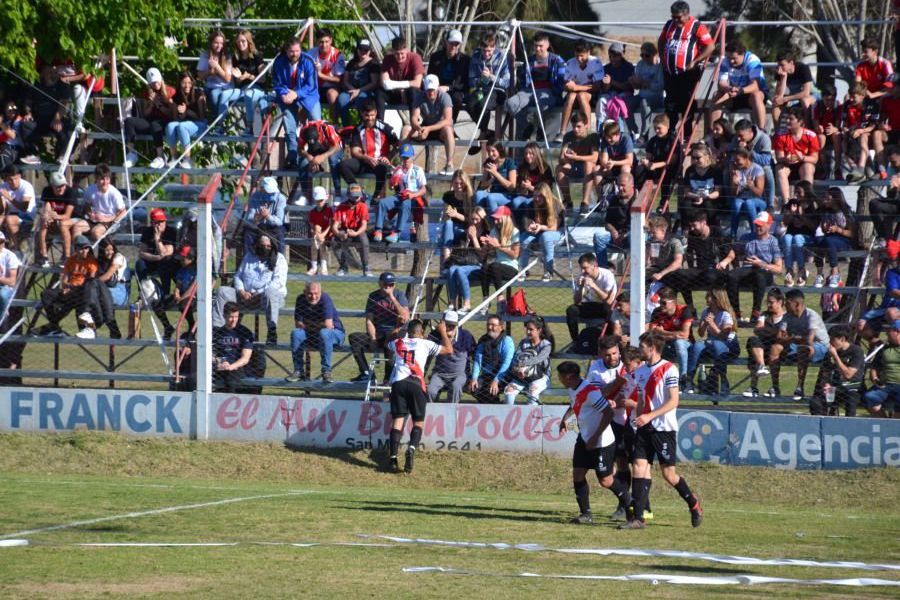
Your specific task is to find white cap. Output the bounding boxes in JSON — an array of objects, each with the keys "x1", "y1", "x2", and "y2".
[
  {"x1": 146, "y1": 68, "x2": 163, "y2": 84},
  {"x1": 447, "y1": 29, "x2": 463, "y2": 44},
  {"x1": 0, "y1": 231, "x2": 5, "y2": 241},
  {"x1": 261, "y1": 177, "x2": 279, "y2": 194},
  {"x1": 424, "y1": 74, "x2": 440, "y2": 91},
  {"x1": 78, "y1": 312, "x2": 95, "y2": 325},
  {"x1": 442, "y1": 309, "x2": 460, "y2": 324},
  {"x1": 312, "y1": 186, "x2": 328, "y2": 201}
]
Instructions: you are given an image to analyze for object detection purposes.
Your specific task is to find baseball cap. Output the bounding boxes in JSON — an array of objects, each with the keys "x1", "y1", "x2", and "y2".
[
  {"x1": 753, "y1": 211, "x2": 773, "y2": 226},
  {"x1": 492, "y1": 205, "x2": 512, "y2": 220},
  {"x1": 609, "y1": 42, "x2": 625, "y2": 55},
  {"x1": 178, "y1": 245, "x2": 193, "y2": 258},
  {"x1": 379, "y1": 271, "x2": 396, "y2": 284},
  {"x1": 442, "y1": 309, "x2": 460, "y2": 324},
  {"x1": 261, "y1": 177, "x2": 279, "y2": 194},
  {"x1": 146, "y1": 68, "x2": 163, "y2": 84},
  {"x1": 357, "y1": 39, "x2": 371, "y2": 49},
  {"x1": 150, "y1": 208, "x2": 167, "y2": 223},
  {"x1": 312, "y1": 186, "x2": 329, "y2": 201},
  {"x1": 886, "y1": 239, "x2": 900, "y2": 261},
  {"x1": 74, "y1": 235, "x2": 91, "y2": 248},
  {"x1": 49, "y1": 172, "x2": 67, "y2": 187},
  {"x1": 447, "y1": 29, "x2": 463, "y2": 44},
  {"x1": 424, "y1": 74, "x2": 440, "y2": 91},
  {"x1": 399, "y1": 143, "x2": 415, "y2": 158}
]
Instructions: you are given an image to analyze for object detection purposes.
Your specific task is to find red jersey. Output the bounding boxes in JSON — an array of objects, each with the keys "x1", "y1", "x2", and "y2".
[
  {"x1": 812, "y1": 100, "x2": 842, "y2": 130},
  {"x1": 773, "y1": 128, "x2": 821, "y2": 157},
  {"x1": 650, "y1": 304, "x2": 695, "y2": 342},
  {"x1": 882, "y1": 95, "x2": 900, "y2": 130},
  {"x1": 658, "y1": 16, "x2": 713, "y2": 74},
  {"x1": 308, "y1": 205, "x2": 334, "y2": 235},
  {"x1": 333, "y1": 200, "x2": 368, "y2": 231},
  {"x1": 299, "y1": 120, "x2": 342, "y2": 151},
  {"x1": 856, "y1": 58, "x2": 894, "y2": 93}
]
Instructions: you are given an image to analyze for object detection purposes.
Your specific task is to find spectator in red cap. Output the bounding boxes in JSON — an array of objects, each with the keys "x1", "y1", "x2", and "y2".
[
  {"x1": 480, "y1": 205, "x2": 521, "y2": 312},
  {"x1": 136, "y1": 208, "x2": 179, "y2": 337}
]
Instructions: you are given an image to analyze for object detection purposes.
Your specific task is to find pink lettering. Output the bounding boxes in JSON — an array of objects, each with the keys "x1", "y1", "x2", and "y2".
[
  {"x1": 326, "y1": 410, "x2": 347, "y2": 442},
  {"x1": 267, "y1": 398, "x2": 294, "y2": 431},
  {"x1": 501, "y1": 408, "x2": 522, "y2": 441},
  {"x1": 456, "y1": 406, "x2": 479, "y2": 437},
  {"x1": 542, "y1": 417, "x2": 565, "y2": 442},
  {"x1": 216, "y1": 396, "x2": 241, "y2": 429},
  {"x1": 358, "y1": 403, "x2": 383, "y2": 435},
  {"x1": 523, "y1": 408, "x2": 542, "y2": 441},
  {"x1": 477, "y1": 415, "x2": 501, "y2": 440},
  {"x1": 299, "y1": 408, "x2": 328, "y2": 434},
  {"x1": 240, "y1": 397, "x2": 259, "y2": 430},
  {"x1": 423, "y1": 414, "x2": 446, "y2": 437}
]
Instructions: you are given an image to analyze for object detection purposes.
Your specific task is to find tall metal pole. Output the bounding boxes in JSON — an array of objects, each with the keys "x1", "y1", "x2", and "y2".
[
  {"x1": 629, "y1": 182, "x2": 653, "y2": 345},
  {"x1": 196, "y1": 174, "x2": 221, "y2": 440}
]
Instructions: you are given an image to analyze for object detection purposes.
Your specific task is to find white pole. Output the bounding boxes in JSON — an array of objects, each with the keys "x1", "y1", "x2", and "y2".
[
  {"x1": 629, "y1": 188, "x2": 649, "y2": 347},
  {"x1": 195, "y1": 174, "x2": 220, "y2": 440}
]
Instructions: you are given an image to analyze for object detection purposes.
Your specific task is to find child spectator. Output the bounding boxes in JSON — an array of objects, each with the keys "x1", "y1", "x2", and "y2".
[
  {"x1": 774, "y1": 106, "x2": 820, "y2": 202},
  {"x1": 306, "y1": 186, "x2": 334, "y2": 276},
  {"x1": 556, "y1": 112, "x2": 600, "y2": 212},
  {"x1": 855, "y1": 37, "x2": 895, "y2": 101},
  {"x1": 811, "y1": 85, "x2": 844, "y2": 179},
  {"x1": 331, "y1": 184, "x2": 372, "y2": 277},
  {"x1": 374, "y1": 143, "x2": 426, "y2": 243},
  {"x1": 842, "y1": 82, "x2": 885, "y2": 182},
  {"x1": 635, "y1": 113, "x2": 680, "y2": 198},
  {"x1": 627, "y1": 42, "x2": 665, "y2": 142},
  {"x1": 596, "y1": 120, "x2": 634, "y2": 189}
]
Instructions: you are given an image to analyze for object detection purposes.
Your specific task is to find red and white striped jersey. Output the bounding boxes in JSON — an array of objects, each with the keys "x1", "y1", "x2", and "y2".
[
  {"x1": 569, "y1": 379, "x2": 615, "y2": 448},
  {"x1": 658, "y1": 16, "x2": 713, "y2": 75},
  {"x1": 633, "y1": 359, "x2": 680, "y2": 432},
  {"x1": 587, "y1": 358, "x2": 628, "y2": 425},
  {"x1": 352, "y1": 121, "x2": 399, "y2": 160},
  {"x1": 388, "y1": 337, "x2": 440, "y2": 388}
]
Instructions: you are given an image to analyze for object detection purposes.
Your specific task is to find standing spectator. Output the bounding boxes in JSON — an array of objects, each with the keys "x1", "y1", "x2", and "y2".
[
  {"x1": 231, "y1": 29, "x2": 268, "y2": 136},
  {"x1": 503, "y1": 318, "x2": 553, "y2": 405},
  {"x1": 810, "y1": 325, "x2": 864, "y2": 416},
  {"x1": 37, "y1": 172, "x2": 78, "y2": 266},
  {"x1": 374, "y1": 142, "x2": 426, "y2": 243},
  {"x1": 243, "y1": 176, "x2": 286, "y2": 254},
  {"x1": 212, "y1": 233, "x2": 287, "y2": 345},
  {"x1": 123, "y1": 67, "x2": 174, "y2": 169},
  {"x1": 136, "y1": 208, "x2": 178, "y2": 331},
  {"x1": 511, "y1": 142, "x2": 554, "y2": 228},
  {"x1": 480, "y1": 206, "x2": 521, "y2": 311},
  {"x1": 466, "y1": 32, "x2": 510, "y2": 141},
  {"x1": 197, "y1": 30, "x2": 235, "y2": 129},
  {"x1": 718, "y1": 211, "x2": 783, "y2": 321},
  {"x1": 0, "y1": 164, "x2": 35, "y2": 249},
  {"x1": 78, "y1": 163, "x2": 125, "y2": 241},
  {"x1": 710, "y1": 40, "x2": 768, "y2": 130},
  {"x1": 338, "y1": 39, "x2": 383, "y2": 125},
  {"x1": 504, "y1": 33, "x2": 566, "y2": 141},
  {"x1": 286, "y1": 281, "x2": 345, "y2": 384},
  {"x1": 566, "y1": 252, "x2": 617, "y2": 343},
  {"x1": 627, "y1": 42, "x2": 665, "y2": 142},
  {"x1": 663, "y1": 210, "x2": 728, "y2": 307},
  {"x1": 467, "y1": 314, "x2": 515, "y2": 403},
  {"x1": 773, "y1": 106, "x2": 820, "y2": 203},
  {"x1": 768, "y1": 289, "x2": 830, "y2": 400},
  {"x1": 686, "y1": 288, "x2": 739, "y2": 395},
  {"x1": 856, "y1": 37, "x2": 895, "y2": 101},
  {"x1": 331, "y1": 184, "x2": 372, "y2": 277},
  {"x1": 407, "y1": 74, "x2": 455, "y2": 176},
  {"x1": 427, "y1": 29, "x2": 471, "y2": 122},
  {"x1": 557, "y1": 41, "x2": 604, "y2": 142},
  {"x1": 427, "y1": 309, "x2": 476, "y2": 403},
  {"x1": 556, "y1": 112, "x2": 599, "y2": 211},
  {"x1": 212, "y1": 302, "x2": 255, "y2": 393},
  {"x1": 864, "y1": 319, "x2": 900, "y2": 416},
  {"x1": 780, "y1": 180, "x2": 818, "y2": 287},
  {"x1": 339, "y1": 101, "x2": 398, "y2": 199},
  {"x1": 296, "y1": 118, "x2": 343, "y2": 201},
  {"x1": 743, "y1": 288, "x2": 787, "y2": 398},
  {"x1": 348, "y1": 271, "x2": 410, "y2": 382},
  {"x1": 309, "y1": 28, "x2": 346, "y2": 120},
  {"x1": 732, "y1": 119, "x2": 775, "y2": 209},
  {"x1": 474, "y1": 141, "x2": 517, "y2": 213},
  {"x1": 810, "y1": 187, "x2": 858, "y2": 288},
  {"x1": 592, "y1": 172, "x2": 637, "y2": 267},
  {"x1": 678, "y1": 143, "x2": 723, "y2": 230},
  {"x1": 812, "y1": 85, "x2": 844, "y2": 179},
  {"x1": 164, "y1": 73, "x2": 207, "y2": 169},
  {"x1": 771, "y1": 50, "x2": 815, "y2": 124},
  {"x1": 658, "y1": 1, "x2": 715, "y2": 143},
  {"x1": 647, "y1": 286, "x2": 694, "y2": 385},
  {"x1": 306, "y1": 186, "x2": 333, "y2": 276},
  {"x1": 380, "y1": 36, "x2": 425, "y2": 127},
  {"x1": 519, "y1": 183, "x2": 562, "y2": 281},
  {"x1": 272, "y1": 36, "x2": 321, "y2": 167},
  {"x1": 0, "y1": 231, "x2": 20, "y2": 316},
  {"x1": 728, "y1": 147, "x2": 767, "y2": 238}
]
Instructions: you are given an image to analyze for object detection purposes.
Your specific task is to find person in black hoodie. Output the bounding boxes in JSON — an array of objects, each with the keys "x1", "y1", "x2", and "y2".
[{"x1": 427, "y1": 29, "x2": 471, "y2": 123}]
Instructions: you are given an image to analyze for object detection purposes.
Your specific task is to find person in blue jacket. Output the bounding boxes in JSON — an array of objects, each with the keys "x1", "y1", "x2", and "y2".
[
  {"x1": 467, "y1": 313, "x2": 515, "y2": 403},
  {"x1": 504, "y1": 33, "x2": 566, "y2": 141},
  {"x1": 272, "y1": 36, "x2": 321, "y2": 167}
]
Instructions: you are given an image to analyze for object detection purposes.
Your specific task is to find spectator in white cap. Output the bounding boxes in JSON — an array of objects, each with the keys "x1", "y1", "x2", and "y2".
[
  {"x1": 307, "y1": 186, "x2": 334, "y2": 276},
  {"x1": 36, "y1": 171, "x2": 79, "y2": 266},
  {"x1": 123, "y1": 67, "x2": 176, "y2": 169},
  {"x1": 243, "y1": 176, "x2": 286, "y2": 254},
  {"x1": 408, "y1": 74, "x2": 455, "y2": 176},
  {"x1": 427, "y1": 308, "x2": 476, "y2": 403},
  {"x1": 0, "y1": 230, "x2": 20, "y2": 316},
  {"x1": 427, "y1": 29, "x2": 471, "y2": 122}
]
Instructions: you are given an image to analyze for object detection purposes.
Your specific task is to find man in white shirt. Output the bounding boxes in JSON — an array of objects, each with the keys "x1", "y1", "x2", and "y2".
[
  {"x1": 621, "y1": 331, "x2": 703, "y2": 530},
  {"x1": 386, "y1": 319, "x2": 453, "y2": 473},
  {"x1": 557, "y1": 40, "x2": 605, "y2": 141},
  {"x1": 0, "y1": 231, "x2": 21, "y2": 315},
  {"x1": 0, "y1": 164, "x2": 36, "y2": 249},
  {"x1": 566, "y1": 252, "x2": 618, "y2": 343},
  {"x1": 558, "y1": 360, "x2": 632, "y2": 525},
  {"x1": 78, "y1": 163, "x2": 126, "y2": 241}
]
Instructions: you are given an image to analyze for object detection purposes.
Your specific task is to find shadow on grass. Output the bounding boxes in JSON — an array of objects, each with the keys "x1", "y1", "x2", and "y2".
[
  {"x1": 343, "y1": 499, "x2": 560, "y2": 515},
  {"x1": 282, "y1": 443, "x2": 383, "y2": 470},
  {"x1": 642, "y1": 564, "x2": 756, "y2": 575},
  {"x1": 338, "y1": 500, "x2": 563, "y2": 523}
]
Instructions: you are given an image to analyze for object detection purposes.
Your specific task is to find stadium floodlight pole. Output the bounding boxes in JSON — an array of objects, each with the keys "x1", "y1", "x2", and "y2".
[
  {"x1": 196, "y1": 174, "x2": 221, "y2": 440},
  {"x1": 456, "y1": 258, "x2": 539, "y2": 330},
  {"x1": 629, "y1": 182, "x2": 654, "y2": 346}
]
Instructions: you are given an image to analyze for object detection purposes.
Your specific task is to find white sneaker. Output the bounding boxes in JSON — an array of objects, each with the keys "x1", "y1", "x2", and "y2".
[
  {"x1": 306, "y1": 264, "x2": 318, "y2": 276},
  {"x1": 76, "y1": 327, "x2": 96, "y2": 339},
  {"x1": 149, "y1": 156, "x2": 166, "y2": 169},
  {"x1": 784, "y1": 272, "x2": 794, "y2": 287},
  {"x1": 814, "y1": 274, "x2": 825, "y2": 287},
  {"x1": 440, "y1": 165, "x2": 455, "y2": 177},
  {"x1": 20, "y1": 154, "x2": 41, "y2": 165},
  {"x1": 319, "y1": 260, "x2": 328, "y2": 276},
  {"x1": 124, "y1": 151, "x2": 138, "y2": 168},
  {"x1": 336, "y1": 268, "x2": 347, "y2": 277},
  {"x1": 167, "y1": 159, "x2": 179, "y2": 168},
  {"x1": 755, "y1": 365, "x2": 770, "y2": 376},
  {"x1": 181, "y1": 157, "x2": 193, "y2": 169},
  {"x1": 293, "y1": 195, "x2": 308, "y2": 206}
]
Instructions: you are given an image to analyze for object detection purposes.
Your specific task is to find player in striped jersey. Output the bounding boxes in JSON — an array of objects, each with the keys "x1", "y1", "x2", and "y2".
[
  {"x1": 557, "y1": 361, "x2": 632, "y2": 525},
  {"x1": 620, "y1": 331, "x2": 703, "y2": 530}
]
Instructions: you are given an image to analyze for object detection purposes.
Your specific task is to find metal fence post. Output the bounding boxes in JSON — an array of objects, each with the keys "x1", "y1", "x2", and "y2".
[
  {"x1": 629, "y1": 182, "x2": 653, "y2": 346},
  {"x1": 196, "y1": 174, "x2": 221, "y2": 440}
]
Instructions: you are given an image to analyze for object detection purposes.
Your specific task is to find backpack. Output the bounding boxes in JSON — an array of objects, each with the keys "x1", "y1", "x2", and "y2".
[
  {"x1": 506, "y1": 288, "x2": 533, "y2": 316},
  {"x1": 574, "y1": 326, "x2": 604, "y2": 356}
]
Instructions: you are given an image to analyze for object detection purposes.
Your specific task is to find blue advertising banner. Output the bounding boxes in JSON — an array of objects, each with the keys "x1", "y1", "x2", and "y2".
[
  {"x1": 729, "y1": 413, "x2": 823, "y2": 470},
  {"x1": 819, "y1": 416, "x2": 900, "y2": 470}
]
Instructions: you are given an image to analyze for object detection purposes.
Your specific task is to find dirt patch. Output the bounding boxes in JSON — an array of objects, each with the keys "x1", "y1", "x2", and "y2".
[{"x1": 7, "y1": 576, "x2": 202, "y2": 597}]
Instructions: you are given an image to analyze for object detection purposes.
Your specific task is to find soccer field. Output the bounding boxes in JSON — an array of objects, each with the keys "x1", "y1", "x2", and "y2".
[{"x1": 1, "y1": 431, "x2": 898, "y2": 598}]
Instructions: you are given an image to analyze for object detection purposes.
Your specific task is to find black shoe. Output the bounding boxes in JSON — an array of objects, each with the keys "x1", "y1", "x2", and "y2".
[
  {"x1": 266, "y1": 327, "x2": 278, "y2": 346},
  {"x1": 351, "y1": 371, "x2": 372, "y2": 383},
  {"x1": 389, "y1": 457, "x2": 400, "y2": 473},
  {"x1": 404, "y1": 447, "x2": 415, "y2": 473},
  {"x1": 618, "y1": 519, "x2": 646, "y2": 530},
  {"x1": 108, "y1": 321, "x2": 122, "y2": 339},
  {"x1": 163, "y1": 325, "x2": 175, "y2": 341},
  {"x1": 690, "y1": 499, "x2": 703, "y2": 528},
  {"x1": 321, "y1": 371, "x2": 333, "y2": 384},
  {"x1": 285, "y1": 370, "x2": 304, "y2": 383},
  {"x1": 569, "y1": 512, "x2": 593, "y2": 524}
]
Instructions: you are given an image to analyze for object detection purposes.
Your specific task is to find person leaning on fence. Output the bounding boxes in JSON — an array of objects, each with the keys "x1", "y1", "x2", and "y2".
[
  {"x1": 123, "y1": 67, "x2": 174, "y2": 169},
  {"x1": 243, "y1": 176, "x2": 286, "y2": 254},
  {"x1": 0, "y1": 163, "x2": 35, "y2": 249},
  {"x1": 306, "y1": 186, "x2": 333, "y2": 276},
  {"x1": 555, "y1": 112, "x2": 599, "y2": 212},
  {"x1": 297, "y1": 118, "x2": 343, "y2": 202},
  {"x1": 338, "y1": 39, "x2": 383, "y2": 126},
  {"x1": 427, "y1": 29, "x2": 470, "y2": 123},
  {"x1": 467, "y1": 313, "x2": 515, "y2": 403},
  {"x1": 504, "y1": 33, "x2": 566, "y2": 141},
  {"x1": 348, "y1": 271, "x2": 410, "y2": 383},
  {"x1": 212, "y1": 301, "x2": 255, "y2": 393},
  {"x1": 286, "y1": 281, "x2": 345, "y2": 384},
  {"x1": 331, "y1": 184, "x2": 372, "y2": 277},
  {"x1": 164, "y1": 73, "x2": 207, "y2": 169},
  {"x1": 213, "y1": 232, "x2": 287, "y2": 346},
  {"x1": 809, "y1": 324, "x2": 865, "y2": 417},
  {"x1": 427, "y1": 309, "x2": 476, "y2": 403},
  {"x1": 663, "y1": 209, "x2": 727, "y2": 307},
  {"x1": 466, "y1": 31, "x2": 510, "y2": 142},
  {"x1": 865, "y1": 320, "x2": 900, "y2": 417},
  {"x1": 407, "y1": 74, "x2": 455, "y2": 176},
  {"x1": 592, "y1": 171, "x2": 636, "y2": 268},
  {"x1": 557, "y1": 41, "x2": 604, "y2": 143},
  {"x1": 480, "y1": 206, "x2": 521, "y2": 314},
  {"x1": 380, "y1": 36, "x2": 425, "y2": 128},
  {"x1": 36, "y1": 171, "x2": 78, "y2": 266},
  {"x1": 717, "y1": 210, "x2": 782, "y2": 322},
  {"x1": 0, "y1": 231, "x2": 20, "y2": 316},
  {"x1": 273, "y1": 36, "x2": 321, "y2": 168},
  {"x1": 566, "y1": 252, "x2": 618, "y2": 344},
  {"x1": 768, "y1": 288, "x2": 830, "y2": 400},
  {"x1": 647, "y1": 286, "x2": 694, "y2": 387},
  {"x1": 339, "y1": 100, "x2": 398, "y2": 200},
  {"x1": 502, "y1": 318, "x2": 553, "y2": 405},
  {"x1": 743, "y1": 287, "x2": 787, "y2": 398}
]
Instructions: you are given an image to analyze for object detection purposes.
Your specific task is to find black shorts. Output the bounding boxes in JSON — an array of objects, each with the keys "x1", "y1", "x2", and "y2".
[
  {"x1": 611, "y1": 421, "x2": 635, "y2": 460},
  {"x1": 573, "y1": 435, "x2": 616, "y2": 477},
  {"x1": 632, "y1": 426, "x2": 677, "y2": 466},
  {"x1": 390, "y1": 377, "x2": 428, "y2": 421}
]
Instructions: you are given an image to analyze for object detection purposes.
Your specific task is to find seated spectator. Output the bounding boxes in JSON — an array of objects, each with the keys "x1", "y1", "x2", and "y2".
[
  {"x1": 771, "y1": 50, "x2": 815, "y2": 125},
  {"x1": 197, "y1": 30, "x2": 235, "y2": 130},
  {"x1": 306, "y1": 186, "x2": 333, "y2": 276},
  {"x1": 686, "y1": 288, "x2": 739, "y2": 395},
  {"x1": 338, "y1": 39, "x2": 383, "y2": 125},
  {"x1": 857, "y1": 242, "x2": 900, "y2": 342},
  {"x1": 596, "y1": 42, "x2": 634, "y2": 120},
  {"x1": 231, "y1": 29, "x2": 268, "y2": 136},
  {"x1": 427, "y1": 309, "x2": 476, "y2": 403},
  {"x1": 634, "y1": 113, "x2": 680, "y2": 198},
  {"x1": 810, "y1": 324, "x2": 864, "y2": 416},
  {"x1": 38, "y1": 235, "x2": 97, "y2": 336},
  {"x1": 609, "y1": 292, "x2": 630, "y2": 344},
  {"x1": 510, "y1": 141, "x2": 553, "y2": 228},
  {"x1": 0, "y1": 231, "x2": 20, "y2": 316},
  {"x1": 212, "y1": 232, "x2": 287, "y2": 345},
  {"x1": 165, "y1": 73, "x2": 207, "y2": 168},
  {"x1": 212, "y1": 302, "x2": 255, "y2": 393},
  {"x1": 504, "y1": 33, "x2": 566, "y2": 140},
  {"x1": 557, "y1": 40, "x2": 604, "y2": 142},
  {"x1": 466, "y1": 31, "x2": 510, "y2": 141},
  {"x1": 842, "y1": 82, "x2": 885, "y2": 182},
  {"x1": 768, "y1": 288, "x2": 830, "y2": 399},
  {"x1": 296, "y1": 117, "x2": 343, "y2": 201},
  {"x1": 880, "y1": 78, "x2": 900, "y2": 148},
  {"x1": 503, "y1": 318, "x2": 553, "y2": 405},
  {"x1": 555, "y1": 112, "x2": 599, "y2": 211},
  {"x1": 705, "y1": 118, "x2": 734, "y2": 170},
  {"x1": 811, "y1": 85, "x2": 844, "y2": 179},
  {"x1": 243, "y1": 176, "x2": 287, "y2": 253},
  {"x1": 123, "y1": 67, "x2": 174, "y2": 169},
  {"x1": 627, "y1": 42, "x2": 665, "y2": 142},
  {"x1": 718, "y1": 211, "x2": 783, "y2": 321},
  {"x1": 774, "y1": 106, "x2": 820, "y2": 203},
  {"x1": 21, "y1": 65, "x2": 70, "y2": 163},
  {"x1": 647, "y1": 286, "x2": 694, "y2": 386},
  {"x1": 374, "y1": 142, "x2": 426, "y2": 243},
  {"x1": 0, "y1": 102, "x2": 23, "y2": 168},
  {"x1": 678, "y1": 143, "x2": 723, "y2": 231},
  {"x1": 309, "y1": 28, "x2": 346, "y2": 121},
  {"x1": 77, "y1": 164, "x2": 125, "y2": 241},
  {"x1": 0, "y1": 164, "x2": 35, "y2": 249},
  {"x1": 709, "y1": 39, "x2": 768, "y2": 129},
  {"x1": 519, "y1": 183, "x2": 563, "y2": 281},
  {"x1": 95, "y1": 238, "x2": 126, "y2": 336},
  {"x1": 594, "y1": 120, "x2": 634, "y2": 190},
  {"x1": 566, "y1": 252, "x2": 617, "y2": 343},
  {"x1": 172, "y1": 245, "x2": 197, "y2": 330},
  {"x1": 348, "y1": 271, "x2": 410, "y2": 382},
  {"x1": 467, "y1": 313, "x2": 515, "y2": 403},
  {"x1": 742, "y1": 287, "x2": 787, "y2": 398},
  {"x1": 407, "y1": 74, "x2": 455, "y2": 175},
  {"x1": 646, "y1": 214, "x2": 684, "y2": 288},
  {"x1": 480, "y1": 206, "x2": 521, "y2": 312},
  {"x1": 780, "y1": 180, "x2": 818, "y2": 287},
  {"x1": 380, "y1": 36, "x2": 425, "y2": 128},
  {"x1": 37, "y1": 172, "x2": 79, "y2": 266},
  {"x1": 331, "y1": 184, "x2": 372, "y2": 277},
  {"x1": 440, "y1": 170, "x2": 476, "y2": 264},
  {"x1": 592, "y1": 171, "x2": 636, "y2": 267},
  {"x1": 856, "y1": 37, "x2": 894, "y2": 101},
  {"x1": 286, "y1": 281, "x2": 345, "y2": 384},
  {"x1": 136, "y1": 207, "x2": 177, "y2": 298},
  {"x1": 445, "y1": 206, "x2": 489, "y2": 314},
  {"x1": 474, "y1": 141, "x2": 517, "y2": 213},
  {"x1": 273, "y1": 36, "x2": 321, "y2": 167},
  {"x1": 663, "y1": 209, "x2": 728, "y2": 306},
  {"x1": 426, "y1": 29, "x2": 470, "y2": 122},
  {"x1": 864, "y1": 319, "x2": 900, "y2": 416},
  {"x1": 869, "y1": 146, "x2": 900, "y2": 244},
  {"x1": 732, "y1": 118, "x2": 775, "y2": 208},
  {"x1": 810, "y1": 186, "x2": 858, "y2": 287},
  {"x1": 728, "y1": 147, "x2": 766, "y2": 238},
  {"x1": 339, "y1": 101, "x2": 398, "y2": 200}
]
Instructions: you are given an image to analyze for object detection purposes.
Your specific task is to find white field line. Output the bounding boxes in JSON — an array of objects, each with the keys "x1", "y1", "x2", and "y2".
[
  {"x1": 0, "y1": 491, "x2": 312, "y2": 540},
  {"x1": 10, "y1": 478, "x2": 316, "y2": 494}
]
